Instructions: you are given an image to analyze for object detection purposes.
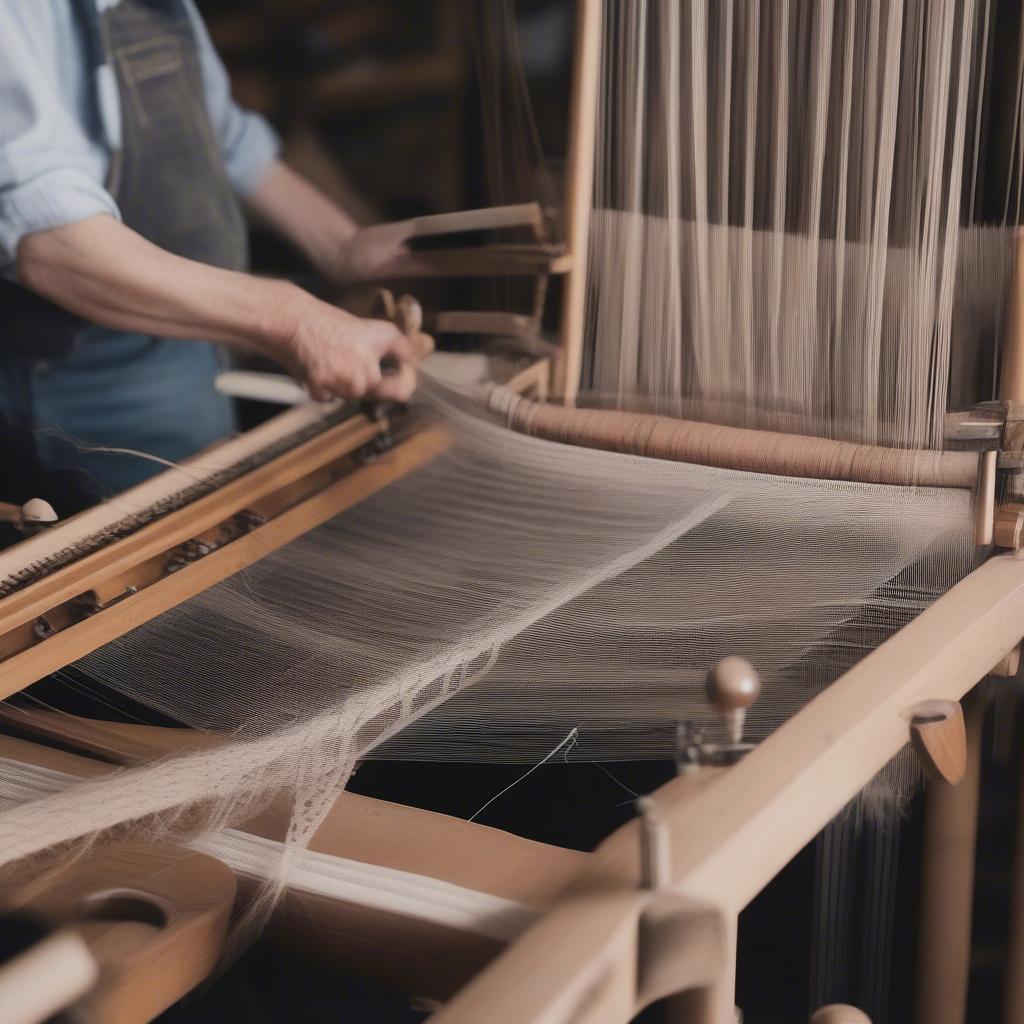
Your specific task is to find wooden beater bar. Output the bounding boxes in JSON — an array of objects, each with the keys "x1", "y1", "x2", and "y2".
[{"x1": 0, "y1": 420, "x2": 450, "y2": 699}]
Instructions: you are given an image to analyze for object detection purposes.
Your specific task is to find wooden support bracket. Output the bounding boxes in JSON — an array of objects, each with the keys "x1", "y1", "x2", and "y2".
[{"x1": 910, "y1": 700, "x2": 968, "y2": 785}]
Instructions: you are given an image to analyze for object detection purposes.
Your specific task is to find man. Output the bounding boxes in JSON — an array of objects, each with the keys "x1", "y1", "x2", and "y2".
[{"x1": 0, "y1": 0, "x2": 416, "y2": 518}]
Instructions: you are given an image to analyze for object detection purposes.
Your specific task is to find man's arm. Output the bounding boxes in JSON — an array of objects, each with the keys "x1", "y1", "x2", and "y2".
[
  {"x1": 16, "y1": 215, "x2": 416, "y2": 403},
  {"x1": 245, "y1": 161, "x2": 411, "y2": 286}
]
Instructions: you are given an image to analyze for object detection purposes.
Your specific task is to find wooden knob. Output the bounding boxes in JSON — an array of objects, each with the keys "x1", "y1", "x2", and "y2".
[
  {"x1": 706, "y1": 657, "x2": 760, "y2": 712},
  {"x1": 21, "y1": 498, "x2": 57, "y2": 524},
  {"x1": 810, "y1": 1005, "x2": 872, "y2": 1024}
]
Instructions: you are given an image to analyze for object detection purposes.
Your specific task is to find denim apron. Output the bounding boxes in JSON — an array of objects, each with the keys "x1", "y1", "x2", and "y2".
[{"x1": 0, "y1": 0, "x2": 244, "y2": 518}]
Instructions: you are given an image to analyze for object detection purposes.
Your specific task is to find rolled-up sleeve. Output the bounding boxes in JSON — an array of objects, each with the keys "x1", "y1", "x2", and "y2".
[
  {"x1": 0, "y1": 4, "x2": 120, "y2": 269},
  {"x1": 185, "y1": 0, "x2": 280, "y2": 196}
]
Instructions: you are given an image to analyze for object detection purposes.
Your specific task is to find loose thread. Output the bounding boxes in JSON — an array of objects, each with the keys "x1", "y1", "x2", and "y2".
[{"x1": 467, "y1": 727, "x2": 579, "y2": 823}]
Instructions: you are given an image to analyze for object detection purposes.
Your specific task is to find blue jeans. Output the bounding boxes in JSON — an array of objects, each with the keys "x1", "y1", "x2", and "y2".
[{"x1": 0, "y1": 332, "x2": 236, "y2": 519}]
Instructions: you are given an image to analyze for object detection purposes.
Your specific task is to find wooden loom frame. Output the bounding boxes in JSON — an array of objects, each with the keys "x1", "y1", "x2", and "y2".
[{"x1": 0, "y1": 444, "x2": 1019, "y2": 1024}]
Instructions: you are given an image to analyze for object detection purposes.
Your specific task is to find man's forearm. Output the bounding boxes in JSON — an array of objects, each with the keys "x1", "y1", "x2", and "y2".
[
  {"x1": 14, "y1": 213, "x2": 417, "y2": 404},
  {"x1": 246, "y1": 161, "x2": 359, "y2": 280},
  {"x1": 15, "y1": 214, "x2": 301, "y2": 356}
]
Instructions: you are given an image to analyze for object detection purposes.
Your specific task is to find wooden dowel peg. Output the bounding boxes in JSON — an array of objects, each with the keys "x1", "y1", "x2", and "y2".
[
  {"x1": 910, "y1": 700, "x2": 968, "y2": 785},
  {"x1": 637, "y1": 796, "x2": 671, "y2": 890},
  {"x1": 810, "y1": 1005, "x2": 872, "y2": 1024}
]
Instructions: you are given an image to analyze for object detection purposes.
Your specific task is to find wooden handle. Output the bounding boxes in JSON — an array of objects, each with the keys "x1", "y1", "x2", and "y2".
[
  {"x1": 0, "y1": 925, "x2": 98, "y2": 1024},
  {"x1": 408, "y1": 203, "x2": 545, "y2": 242}
]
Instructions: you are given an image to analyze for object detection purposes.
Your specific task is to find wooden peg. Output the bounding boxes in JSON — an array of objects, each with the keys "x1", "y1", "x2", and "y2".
[
  {"x1": 910, "y1": 700, "x2": 967, "y2": 785},
  {"x1": 810, "y1": 1005, "x2": 872, "y2": 1024},
  {"x1": 372, "y1": 291, "x2": 433, "y2": 360},
  {"x1": 637, "y1": 796, "x2": 671, "y2": 890},
  {"x1": 707, "y1": 656, "x2": 761, "y2": 744},
  {"x1": 992, "y1": 643, "x2": 1022, "y2": 678},
  {"x1": 395, "y1": 294, "x2": 435, "y2": 359}
]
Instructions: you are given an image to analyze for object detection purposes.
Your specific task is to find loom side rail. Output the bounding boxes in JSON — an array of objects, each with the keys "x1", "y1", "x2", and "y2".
[{"x1": 434, "y1": 552, "x2": 1024, "y2": 1024}]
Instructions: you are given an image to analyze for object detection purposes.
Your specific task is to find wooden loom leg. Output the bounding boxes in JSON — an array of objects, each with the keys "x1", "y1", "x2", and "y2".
[
  {"x1": 1001, "y1": 690, "x2": 1024, "y2": 1024},
  {"x1": 555, "y1": 0, "x2": 602, "y2": 404},
  {"x1": 914, "y1": 687, "x2": 988, "y2": 1024}
]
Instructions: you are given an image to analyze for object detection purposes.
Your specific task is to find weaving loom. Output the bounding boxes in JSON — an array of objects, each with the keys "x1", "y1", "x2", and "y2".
[{"x1": 4, "y1": 1, "x2": 1024, "y2": 1022}]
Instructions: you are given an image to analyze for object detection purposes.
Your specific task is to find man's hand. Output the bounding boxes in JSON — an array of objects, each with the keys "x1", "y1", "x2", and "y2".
[
  {"x1": 276, "y1": 297, "x2": 417, "y2": 404},
  {"x1": 16, "y1": 215, "x2": 420, "y2": 406},
  {"x1": 331, "y1": 222, "x2": 411, "y2": 287},
  {"x1": 246, "y1": 163, "x2": 411, "y2": 287}
]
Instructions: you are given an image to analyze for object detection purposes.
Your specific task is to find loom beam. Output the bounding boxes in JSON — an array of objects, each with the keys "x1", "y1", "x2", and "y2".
[{"x1": 490, "y1": 387, "x2": 980, "y2": 490}]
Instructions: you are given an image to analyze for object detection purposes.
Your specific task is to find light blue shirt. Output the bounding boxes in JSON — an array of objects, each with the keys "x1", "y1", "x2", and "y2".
[{"x1": 0, "y1": 0, "x2": 279, "y2": 270}]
